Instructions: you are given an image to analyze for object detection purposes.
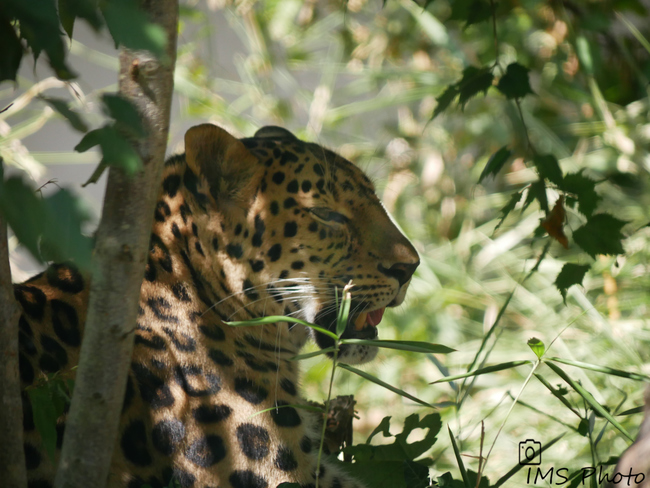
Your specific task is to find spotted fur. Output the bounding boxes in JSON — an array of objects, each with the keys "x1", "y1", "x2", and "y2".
[{"x1": 17, "y1": 124, "x2": 419, "y2": 488}]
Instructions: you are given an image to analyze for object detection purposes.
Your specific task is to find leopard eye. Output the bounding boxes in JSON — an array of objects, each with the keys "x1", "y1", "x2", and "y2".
[{"x1": 309, "y1": 207, "x2": 349, "y2": 225}]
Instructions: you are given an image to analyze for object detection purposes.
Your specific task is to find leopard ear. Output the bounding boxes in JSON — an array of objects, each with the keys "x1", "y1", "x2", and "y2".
[{"x1": 184, "y1": 124, "x2": 258, "y2": 201}]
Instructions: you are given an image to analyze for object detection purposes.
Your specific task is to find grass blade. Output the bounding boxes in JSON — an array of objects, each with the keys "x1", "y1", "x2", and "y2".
[
  {"x1": 340, "y1": 339, "x2": 455, "y2": 354},
  {"x1": 546, "y1": 362, "x2": 634, "y2": 441},
  {"x1": 430, "y1": 360, "x2": 532, "y2": 384},
  {"x1": 337, "y1": 363, "x2": 435, "y2": 408},
  {"x1": 247, "y1": 403, "x2": 324, "y2": 419},
  {"x1": 493, "y1": 433, "x2": 565, "y2": 488},
  {"x1": 448, "y1": 426, "x2": 471, "y2": 488},
  {"x1": 227, "y1": 316, "x2": 338, "y2": 340},
  {"x1": 534, "y1": 373, "x2": 582, "y2": 419},
  {"x1": 548, "y1": 357, "x2": 650, "y2": 382},
  {"x1": 290, "y1": 347, "x2": 337, "y2": 361}
]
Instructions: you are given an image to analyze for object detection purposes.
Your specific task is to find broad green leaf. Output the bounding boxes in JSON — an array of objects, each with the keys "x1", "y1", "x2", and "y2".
[
  {"x1": 546, "y1": 362, "x2": 634, "y2": 441},
  {"x1": 102, "y1": 94, "x2": 146, "y2": 137},
  {"x1": 226, "y1": 316, "x2": 339, "y2": 340},
  {"x1": 366, "y1": 416, "x2": 392, "y2": 443},
  {"x1": 496, "y1": 62, "x2": 534, "y2": 99},
  {"x1": 403, "y1": 459, "x2": 430, "y2": 488},
  {"x1": 572, "y1": 213, "x2": 627, "y2": 258},
  {"x1": 430, "y1": 360, "x2": 531, "y2": 384},
  {"x1": 479, "y1": 146, "x2": 512, "y2": 183},
  {"x1": 27, "y1": 386, "x2": 58, "y2": 462},
  {"x1": 338, "y1": 363, "x2": 435, "y2": 408},
  {"x1": 0, "y1": 17, "x2": 23, "y2": 82},
  {"x1": 6, "y1": 0, "x2": 77, "y2": 79},
  {"x1": 555, "y1": 263, "x2": 590, "y2": 302},
  {"x1": 42, "y1": 97, "x2": 89, "y2": 132},
  {"x1": 548, "y1": 357, "x2": 650, "y2": 382},
  {"x1": 432, "y1": 85, "x2": 459, "y2": 119},
  {"x1": 563, "y1": 171, "x2": 601, "y2": 217},
  {"x1": 527, "y1": 337, "x2": 545, "y2": 358},
  {"x1": 450, "y1": 0, "x2": 492, "y2": 28},
  {"x1": 457, "y1": 66, "x2": 494, "y2": 108},
  {"x1": 340, "y1": 339, "x2": 454, "y2": 354},
  {"x1": 533, "y1": 154, "x2": 563, "y2": 187},
  {"x1": 101, "y1": 0, "x2": 167, "y2": 60}
]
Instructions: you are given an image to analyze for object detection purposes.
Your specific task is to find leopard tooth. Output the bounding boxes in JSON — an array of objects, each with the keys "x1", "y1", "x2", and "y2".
[{"x1": 354, "y1": 312, "x2": 368, "y2": 330}]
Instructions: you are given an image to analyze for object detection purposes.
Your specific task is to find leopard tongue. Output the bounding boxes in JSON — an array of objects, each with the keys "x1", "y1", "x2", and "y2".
[{"x1": 353, "y1": 307, "x2": 386, "y2": 330}]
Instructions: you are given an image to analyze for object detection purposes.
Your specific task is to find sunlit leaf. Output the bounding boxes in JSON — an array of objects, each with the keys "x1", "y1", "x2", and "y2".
[{"x1": 527, "y1": 338, "x2": 545, "y2": 358}]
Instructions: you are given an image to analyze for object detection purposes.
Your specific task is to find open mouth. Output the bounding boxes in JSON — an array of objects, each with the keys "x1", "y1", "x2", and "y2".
[{"x1": 314, "y1": 304, "x2": 386, "y2": 341}]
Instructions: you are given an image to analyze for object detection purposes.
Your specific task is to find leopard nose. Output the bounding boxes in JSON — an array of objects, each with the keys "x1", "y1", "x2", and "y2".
[{"x1": 378, "y1": 261, "x2": 419, "y2": 286}]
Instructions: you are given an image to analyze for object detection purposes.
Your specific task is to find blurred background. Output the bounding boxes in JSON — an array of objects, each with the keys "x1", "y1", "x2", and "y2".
[{"x1": 3, "y1": 0, "x2": 650, "y2": 484}]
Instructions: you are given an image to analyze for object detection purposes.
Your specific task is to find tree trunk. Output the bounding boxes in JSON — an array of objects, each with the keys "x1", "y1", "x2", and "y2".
[
  {"x1": 0, "y1": 213, "x2": 27, "y2": 488},
  {"x1": 53, "y1": 2, "x2": 178, "y2": 487}
]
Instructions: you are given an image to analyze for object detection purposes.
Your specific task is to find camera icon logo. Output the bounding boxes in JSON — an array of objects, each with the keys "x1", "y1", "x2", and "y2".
[{"x1": 519, "y1": 439, "x2": 542, "y2": 465}]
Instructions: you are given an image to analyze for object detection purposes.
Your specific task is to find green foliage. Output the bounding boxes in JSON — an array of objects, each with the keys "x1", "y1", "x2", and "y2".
[
  {"x1": 555, "y1": 263, "x2": 590, "y2": 302},
  {"x1": 478, "y1": 146, "x2": 512, "y2": 183}
]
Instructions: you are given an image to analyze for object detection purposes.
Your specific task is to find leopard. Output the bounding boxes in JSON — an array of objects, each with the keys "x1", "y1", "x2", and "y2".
[{"x1": 15, "y1": 123, "x2": 420, "y2": 488}]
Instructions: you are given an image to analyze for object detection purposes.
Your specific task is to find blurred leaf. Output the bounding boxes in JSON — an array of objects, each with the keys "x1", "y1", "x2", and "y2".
[
  {"x1": 527, "y1": 338, "x2": 545, "y2": 358},
  {"x1": 75, "y1": 125, "x2": 142, "y2": 174},
  {"x1": 541, "y1": 196, "x2": 568, "y2": 249},
  {"x1": 606, "y1": 171, "x2": 643, "y2": 191},
  {"x1": 479, "y1": 146, "x2": 512, "y2": 183},
  {"x1": 555, "y1": 263, "x2": 590, "y2": 302},
  {"x1": 533, "y1": 154, "x2": 563, "y2": 187},
  {"x1": 102, "y1": 93, "x2": 146, "y2": 138},
  {"x1": 548, "y1": 357, "x2": 650, "y2": 382},
  {"x1": 495, "y1": 190, "x2": 523, "y2": 230},
  {"x1": 42, "y1": 97, "x2": 89, "y2": 132},
  {"x1": 336, "y1": 289, "x2": 351, "y2": 337},
  {"x1": 27, "y1": 386, "x2": 58, "y2": 462},
  {"x1": 524, "y1": 180, "x2": 548, "y2": 213},
  {"x1": 497, "y1": 62, "x2": 534, "y2": 99},
  {"x1": 572, "y1": 213, "x2": 627, "y2": 258},
  {"x1": 449, "y1": 0, "x2": 492, "y2": 28},
  {"x1": 101, "y1": 0, "x2": 167, "y2": 60},
  {"x1": 575, "y1": 36, "x2": 593, "y2": 74},
  {"x1": 81, "y1": 160, "x2": 108, "y2": 187},
  {"x1": 563, "y1": 171, "x2": 601, "y2": 217},
  {"x1": 5, "y1": 0, "x2": 77, "y2": 80},
  {"x1": 58, "y1": 0, "x2": 103, "y2": 39},
  {"x1": 432, "y1": 85, "x2": 459, "y2": 119},
  {"x1": 457, "y1": 66, "x2": 493, "y2": 108},
  {"x1": 0, "y1": 16, "x2": 23, "y2": 82},
  {"x1": 431, "y1": 360, "x2": 531, "y2": 384}
]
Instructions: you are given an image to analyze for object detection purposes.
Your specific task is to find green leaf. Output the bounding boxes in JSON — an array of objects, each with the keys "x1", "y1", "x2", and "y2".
[
  {"x1": 546, "y1": 362, "x2": 634, "y2": 441},
  {"x1": 457, "y1": 66, "x2": 494, "y2": 108},
  {"x1": 6, "y1": 0, "x2": 77, "y2": 80},
  {"x1": 81, "y1": 160, "x2": 108, "y2": 187},
  {"x1": 479, "y1": 146, "x2": 512, "y2": 183},
  {"x1": 289, "y1": 347, "x2": 336, "y2": 361},
  {"x1": 227, "y1": 316, "x2": 339, "y2": 340},
  {"x1": 495, "y1": 190, "x2": 523, "y2": 230},
  {"x1": 336, "y1": 288, "x2": 351, "y2": 337},
  {"x1": 101, "y1": 0, "x2": 167, "y2": 60},
  {"x1": 75, "y1": 125, "x2": 142, "y2": 174},
  {"x1": 42, "y1": 97, "x2": 89, "y2": 132},
  {"x1": 448, "y1": 427, "x2": 471, "y2": 488},
  {"x1": 430, "y1": 360, "x2": 531, "y2": 384},
  {"x1": 27, "y1": 386, "x2": 58, "y2": 462},
  {"x1": 0, "y1": 17, "x2": 23, "y2": 82},
  {"x1": 366, "y1": 416, "x2": 392, "y2": 443},
  {"x1": 572, "y1": 213, "x2": 627, "y2": 258},
  {"x1": 527, "y1": 337, "x2": 545, "y2": 358},
  {"x1": 338, "y1": 363, "x2": 435, "y2": 408},
  {"x1": 533, "y1": 154, "x2": 563, "y2": 187},
  {"x1": 555, "y1": 263, "x2": 590, "y2": 302},
  {"x1": 102, "y1": 94, "x2": 146, "y2": 138},
  {"x1": 496, "y1": 62, "x2": 534, "y2": 99},
  {"x1": 339, "y1": 339, "x2": 454, "y2": 354},
  {"x1": 563, "y1": 171, "x2": 601, "y2": 217},
  {"x1": 575, "y1": 36, "x2": 593, "y2": 74},
  {"x1": 524, "y1": 179, "x2": 548, "y2": 213},
  {"x1": 464, "y1": 0, "x2": 493, "y2": 28},
  {"x1": 432, "y1": 85, "x2": 459, "y2": 119},
  {"x1": 58, "y1": 0, "x2": 103, "y2": 39},
  {"x1": 547, "y1": 357, "x2": 650, "y2": 382}
]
